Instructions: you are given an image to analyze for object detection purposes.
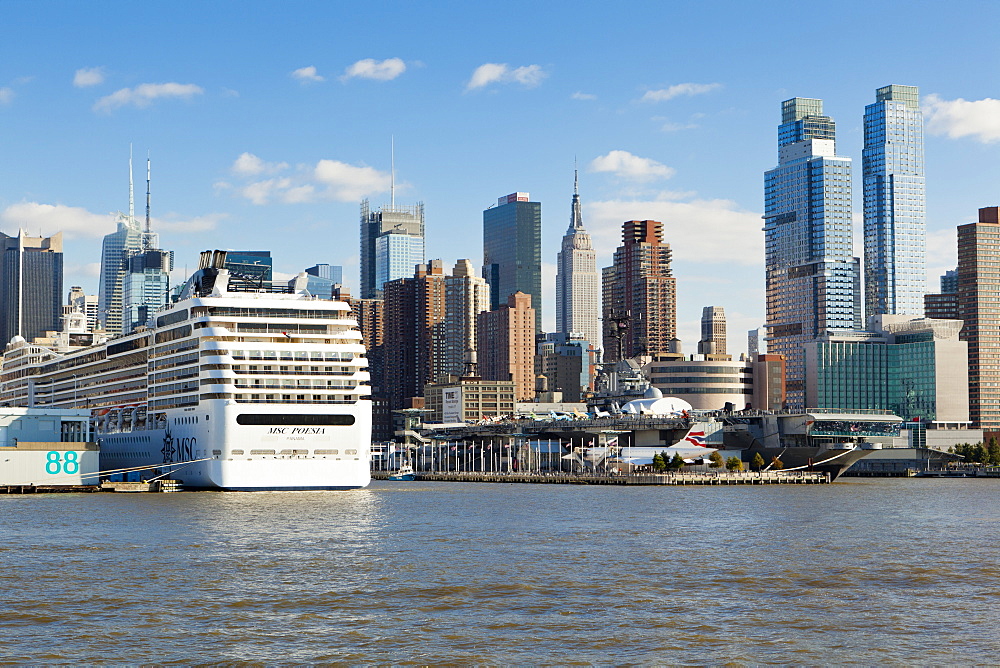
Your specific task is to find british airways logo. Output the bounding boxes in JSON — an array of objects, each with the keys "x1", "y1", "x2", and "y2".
[{"x1": 684, "y1": 430, "x2": 707, "y2": 446}]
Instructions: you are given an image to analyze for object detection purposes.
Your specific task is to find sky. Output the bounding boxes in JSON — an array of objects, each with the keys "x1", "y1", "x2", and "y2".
[{"x1": 1, "y1": 0, "x2": 999, "y2": 355}]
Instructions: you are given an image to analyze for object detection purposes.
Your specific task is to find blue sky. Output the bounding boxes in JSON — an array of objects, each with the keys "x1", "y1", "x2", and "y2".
[{"x1": 1, "y1": 0, "x2": 999, "y2": 353}]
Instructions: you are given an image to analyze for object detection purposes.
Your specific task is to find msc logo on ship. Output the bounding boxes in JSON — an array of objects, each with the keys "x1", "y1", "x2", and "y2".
[{"x1": 162, "y1": 425, "x2": 197, "y2": 463}]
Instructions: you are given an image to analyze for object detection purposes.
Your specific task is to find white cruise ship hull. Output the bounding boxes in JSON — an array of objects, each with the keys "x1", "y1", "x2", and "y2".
[
  {"x1": 3, "y1": 257, "x2": 375, "y2": 492},
  {"x1": 99, "y1": 400, "x2": 372, "y2": 490}
]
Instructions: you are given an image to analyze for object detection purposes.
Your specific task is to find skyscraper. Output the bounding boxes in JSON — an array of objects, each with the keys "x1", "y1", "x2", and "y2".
[
  {"x1": 0, "y1": 231, "x2": 63, "y2": 344},
  {"x1": 443, "y1": 259, "x2": 490, "y2": 378},
  {"x1": 958, "y1": 207, "x2": 1000, "y2": 429},
  {"x1": 477, "y1": 292, "x2": 536, "y2": 401},
  {"x1": 381, "y1": 260, "x2": 446, "y2": 409},
  {"x1": 555, "y1": 172, "x2": 601, "y2": 353},
  {"x1": 120, "y1": 156, "x2": 173, "y2": 334},
  {"x1": 121, "y1": 246, "x2": 173, "y2": 333},
  {"x1": 360, "y1": 199, "x2": 425, "y2": 299},
  {"x1": 97, "y1": 214, "x2": 142, "y2": 334},
  {"x1": 698, "y1": 306, "x2": 728, "y2": 359},
  {"x1": 863, "y1": 84, "x2": 926, "y2": 321},
  {"x1": 764, "y1": 97, "x2": 860, "y2": 408},
  {"x1": 375, "y1": 230, "x2": 424, "y2": 293},
  {"x1": 483, "y1": 192, "x2": 542, "y2": 331},
  {"x1": 305, "y1": 263, "x2": 343, "y2": 284},
  {"x1": 601, "y1": 220, "x2": 676, "y2": 361},
  {"x1": 97, "y1": 152, "x2": 144, "y2": 334}
]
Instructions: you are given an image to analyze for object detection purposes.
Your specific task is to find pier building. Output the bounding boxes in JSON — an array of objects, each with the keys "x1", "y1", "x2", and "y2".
[{"x1": 0, "y1": 408, "x2": 97, "y2": 486}]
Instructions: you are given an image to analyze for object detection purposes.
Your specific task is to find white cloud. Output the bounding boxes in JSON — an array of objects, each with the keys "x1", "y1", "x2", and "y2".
[
  {"x1": 93, "y1": 82, "x2": 204, "y2": 112},
  {"x1": 73, "y1": 67, "x2": 105, "y2": 88},
  {"x1": 283, "y1": 184, "x2": 317, "y2": 203},
  {"x1": 466, "y1": 63, "x2": 547, "y2": 90},
  {"x1": 342, "y1": 58, "x2": 406, "y2": 81},
  {"x1": 231, "y1": 152, "x2": 289, "y2": 176},
  {"x1": 239, "y1": 178, "x2": 290, "y2": 206},
  {"x1": 291, "y1": 66, "x2": 324, "y2": 83},
  {"x1": 0, "y1": 88, "x2": 14, "y2": 105},
  {"x1": 314, "y1": 160, "x2": 391, "y2": 201},
  {"x1": 0, "y1": 202, "x2": 113, "y2": 238},
  {"x1": 571, "y1": 91, "x2": 597, "y2": 101},
  {"x1": 587, "y1": 197, "x2": 763, "y2": 267},
  {"x1": 226, "y1": 155, "x2": 391, "y2": 205},
  {"x1": 0, "y1": 202, "x2": 225, "y2": 241},
  {"x1": 589, "y1": 150, "x2": 675, "y2": 181},
  {"x1": 641, "y1": 83, "x2": 721, "y2": 103},
  {"x1": 924, "y1": 94, "x2": 1000, "y2": 143}
]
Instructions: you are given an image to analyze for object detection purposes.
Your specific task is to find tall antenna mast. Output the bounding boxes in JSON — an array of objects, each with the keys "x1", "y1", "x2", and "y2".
[
  {"x1": 145, "y1": 151, "x2": 151, "y2": 240},
  {"x1": 128, "y1": 144, "x2": 134, "y2": 223},
  {"x1": 390, "y1": 135, "x2": 395, "y2": 209}
]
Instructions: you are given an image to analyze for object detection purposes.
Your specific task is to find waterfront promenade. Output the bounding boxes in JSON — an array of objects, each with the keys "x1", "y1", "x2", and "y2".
[{"x1": 372, "y1": 470, "x2": 830, "y2": 485}]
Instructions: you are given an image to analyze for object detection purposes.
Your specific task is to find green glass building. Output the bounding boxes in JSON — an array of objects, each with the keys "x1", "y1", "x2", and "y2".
[
  {"x1": 483, "y1": 192, "x2": 541, "y2": 331},
  {"x1": 804, "y1": 316, "x2": 968, "y2": 424}
]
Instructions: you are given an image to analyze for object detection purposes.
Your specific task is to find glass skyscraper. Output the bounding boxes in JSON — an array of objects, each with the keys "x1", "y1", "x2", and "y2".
[
  {"x1": 375, "y1": 231, "x2": 425, "y2": 292},
  {"x1": 764, "y1": 97, "x2": 861, "y2": 409},
  {"x1": 305, "y1": 263, "x2": 343, "y2": 285},
  {"x1": 0, "y1": 231, "x2": 63, "y2": 344},
  {"x1": 121, "y1": 245, "x2": 173, "y2": 334},
  {"x1": 483, "y1": 192, "x2": 541, "y2": 331},
  {"x1": 804, "y1": 316, "x2": 968, "y2": 424},
  {"x1": 97, "y1": 213, "x2": 143, "y2": 334},
  {"x1": 360, "y1": 200, "x2": 425, "y2": 299},
  {"x1": 863, "y1": 84, "x2": 926, "y2": 321}
]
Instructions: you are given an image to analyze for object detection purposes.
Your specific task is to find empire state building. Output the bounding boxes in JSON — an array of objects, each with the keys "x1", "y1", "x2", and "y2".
[{"x1": 555, "y1": 171, "x2": 601, "y2": 353}]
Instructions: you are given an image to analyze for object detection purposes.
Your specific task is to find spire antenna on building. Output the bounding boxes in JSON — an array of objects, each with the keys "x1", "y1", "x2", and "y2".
[
  {"x1": 145, "y1": 151, "x2": 151, "y2": 244},
  {"x1": 128, "y1": 144, "x2": 134, "y2": 223},
  {"x1": 390, "y1": 136, "x2": 395, "y2": 209}
]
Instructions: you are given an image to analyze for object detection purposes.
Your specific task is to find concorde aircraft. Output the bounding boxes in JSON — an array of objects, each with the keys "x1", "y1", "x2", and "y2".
[{"x1": 610, "y1": 424, "x2": 720, "y2": 466}]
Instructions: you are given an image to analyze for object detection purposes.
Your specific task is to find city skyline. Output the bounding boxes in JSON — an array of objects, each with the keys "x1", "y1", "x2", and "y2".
[{"x1": 0, "y1": 2, "x2": 998, "y2": 353}]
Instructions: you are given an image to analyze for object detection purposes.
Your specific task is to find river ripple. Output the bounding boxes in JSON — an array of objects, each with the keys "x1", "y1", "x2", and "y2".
[{"x1": 1, "y1": 478, "x2": 998, "y2": 664}]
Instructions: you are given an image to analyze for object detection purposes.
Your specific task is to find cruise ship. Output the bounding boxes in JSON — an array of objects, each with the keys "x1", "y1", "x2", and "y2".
[{"x1": 0, "y1": 251, "x2": 372, "y2": 490}]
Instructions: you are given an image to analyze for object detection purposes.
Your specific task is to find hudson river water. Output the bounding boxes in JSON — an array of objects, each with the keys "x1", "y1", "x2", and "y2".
[{"x1": 3, "y1": 478, "x2": 1000, "y2": 664}]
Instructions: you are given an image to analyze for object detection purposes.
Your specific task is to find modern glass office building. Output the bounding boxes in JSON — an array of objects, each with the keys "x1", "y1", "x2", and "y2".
[
  {"x1": 804, "y1": 316, "x2": 968, "y2": 424},
  {"x1": 375, "y1": 232, "x2": 424, "y2": 293},
  {"x1": 764, "y1": 97, "x2": 861, "y2": 409},
  {"x1": 305, "y1": 263, "x2": 343, "y2": 285},
  {"x1": 121, "y1": 246, "x2": 173, "y2": 334},
  {"x1": 0, "y1": 231, "x2": 63, "y2": 344},
  {"x1": 97, "y1": 214, "x2": 143, "y2": 334},
  {"x1": 360, "y1": 200, "x2": 425, "y2": 299},
  {"x1": 483, "y1": 192, "x2": 542, "y2": 331},
  {"x1": 863, "y1": 84, "x2": 926, "y2": 321}
]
